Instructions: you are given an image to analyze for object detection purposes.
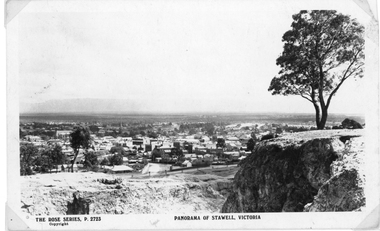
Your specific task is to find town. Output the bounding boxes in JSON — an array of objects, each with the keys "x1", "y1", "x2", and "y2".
[{"x1": 19, "y1": 116, "x2": 348, "y2": 175}]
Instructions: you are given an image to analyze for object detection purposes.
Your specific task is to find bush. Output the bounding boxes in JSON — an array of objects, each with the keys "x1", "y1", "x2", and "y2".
[
  {"x1": 84, "y1": 151, "x2": 98, "y2": 168},
  {"x1": 110, "y1": 146, "x2": 126, "y2": 156},
  {"x1": 100, "y1": 158, "x2": 110, "y2": 166},
  {"x1": 108, "y1": 154, "x2": 123, "y2": 166},
  {"x1": 97, "y1": 178, "x2": 122, "y2": 185},
  {"x1": 131, "y1": 163, "x2": 146, "y2": 171},
  {"x1": 192, "y1": 159, "x2": 211, "y2": 167}
]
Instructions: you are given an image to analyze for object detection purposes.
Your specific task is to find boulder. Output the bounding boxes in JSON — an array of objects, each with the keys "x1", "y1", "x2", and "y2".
[
  {"x1": 341, "y1": 118, "x2": 363, "y2": 129},
  {"x1": 260, "y1": 133, "x2": 278, "y2": 141}
]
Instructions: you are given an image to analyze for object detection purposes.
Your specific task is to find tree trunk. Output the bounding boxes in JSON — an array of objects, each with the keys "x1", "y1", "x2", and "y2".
[
  {"x1": 70, "y1": 150, "x2": 79, "y2": 173},
  {"x1": 313, "y1": 103, "x2": 322, "y2": 129},
  {"x1": 318, "y1": 107, "x2": 328, "y2": 130},
  {"x1": 313, "y1": 102, "x2": 329, "y2": 130}
]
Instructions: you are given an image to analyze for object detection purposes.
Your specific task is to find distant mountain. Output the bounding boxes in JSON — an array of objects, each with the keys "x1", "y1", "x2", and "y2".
[{"x1": 20, "y1": 98, "x2": 141, "y2": 114}]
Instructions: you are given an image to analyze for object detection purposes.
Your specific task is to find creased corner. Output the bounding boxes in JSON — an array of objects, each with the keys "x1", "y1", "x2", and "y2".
[
  {"x1": 355, "y1": 205, "x2": 380, "y2": 230},
  {"x1": 353, "y1": 0, "x2": 378, "y2": 21},
  {"x1": 366, "y1": 18, "x2": 379, "y2": 45},
  {"x1": 5, "y1": 0, "x2": 31, "y2": 28},
  {"x1": 6, "y1": 202, "x2": 31, "y2": 230},
  {"x1": 353, "y1": 0, "x2": 379, "y2": 45}
]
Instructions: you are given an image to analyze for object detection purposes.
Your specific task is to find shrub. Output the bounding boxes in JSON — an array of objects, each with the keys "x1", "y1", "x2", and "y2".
[
  {"x1": 108, "y1": 154, "x2": 123, "y2": 165},
  {"x1": 84, "y1": 151, "x2": 98, "y2": 168},
  {"x1": 100, "y1": 158, "x2": 110, "y2": 166},
  {"x1": 192, "y1": 158, "x2": 211, "y2": 167}
]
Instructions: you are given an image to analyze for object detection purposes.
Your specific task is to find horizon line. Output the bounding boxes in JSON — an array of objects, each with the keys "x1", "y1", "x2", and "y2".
[{"x1": 19, "y1": 111, "x2": 366, "y2": 116}]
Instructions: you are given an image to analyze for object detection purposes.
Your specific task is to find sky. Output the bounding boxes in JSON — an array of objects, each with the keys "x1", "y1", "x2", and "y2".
[{"x1": 16, "y1": 0, "x2": 373, "y2": 114}]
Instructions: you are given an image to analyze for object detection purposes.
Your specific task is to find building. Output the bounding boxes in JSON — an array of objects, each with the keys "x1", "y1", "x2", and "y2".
[{"x1": 56, "y1": 130, "x2": 71, "y2": 140}]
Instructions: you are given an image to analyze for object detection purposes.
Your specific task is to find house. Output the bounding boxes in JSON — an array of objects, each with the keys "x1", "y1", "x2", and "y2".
[
  {"x1": 158, "y1": 146, "x2": 172, "y2": 155},
  {"x1": 24, "y1": 135, "x2": 42, "y2": 142},
  {"x1": 181, "y1": 160, "x2": 192, "y2": 167},
  {"x1": 48, "y1": 139, "x2": 64, "y2": 146},
  {"x1": 56, "y1": 130, "x2": 71, "y2": 140}
]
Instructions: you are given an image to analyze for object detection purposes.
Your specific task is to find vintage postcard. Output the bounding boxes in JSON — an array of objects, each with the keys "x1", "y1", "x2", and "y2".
[{"x1": 6, "y1": 0, "x2": 379, "y2": 230}]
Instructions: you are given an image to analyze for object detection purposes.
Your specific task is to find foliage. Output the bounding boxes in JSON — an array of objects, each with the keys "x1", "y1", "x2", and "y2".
[
  {"x1": 100, "y1": 158, "x2": 110, "y2": 166},
  {"x1": 275, "y1": 127, "x2": 283, "y2": 134},
  {"x1": 268, "y1": 10, "x2": 364, "y2": 129},
  {"x1": 32, "y1": 145, "x2": 65, "y2": 173},
  {"x1": 204, "y1": 123, "x2": 215, "y2": 136},
  {"x1": 170, "y1": 148, "x2": 183, "y2": 157},
  {"x1": 147, "y1": 131, "x2": 158, "y2": 138},
  {"x1": 69, "y1": 125, "x2": 91, "y2": 172},
  {"x1": 192, "y1": 158, "x2": 212, "y2": 167},
  {"x1": 20, "y1": 144, "x2": 39, "y2": 175},
  {"x1": 88, "y1": 125, "x2": 100, "y2": 133},
  {"x1": 50, "y1": 144, "x2": 65, "y2": 165},
  {"x1": 188, "y1": 128, "x2": 197, "y2": 135},
  {"x1": 131, "y1": 163, "x2": 147, "y2": 171},
  {"x1": 160, "y1": 153, "x2": 174, "y2": 163},
  {"x1": 34, "y1": 155, "x2": 52, "y2": 173},
  {"x1": 108, "y1": 154, "x2": 123, "y2": 166},
  {"x1": 247, "y1": 138, "x2": 256, "y2": 152},
  {"x1": 216, "y1": 138, "x2": 226, "y2": 148},
  {"x1": 151, "y1": 148, "x2": 162, "y2": 162},
  {"x1": 83, "y1": 151, "x2": 99, "y2": 168},
  {"x1": 110, "y1": 146, "x2": 126, "y2": 156}
]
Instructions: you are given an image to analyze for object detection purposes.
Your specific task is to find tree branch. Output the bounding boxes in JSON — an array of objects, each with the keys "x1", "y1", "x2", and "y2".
[{"x1": 326, "y1": 50, "x2": 363, "y2": 108}]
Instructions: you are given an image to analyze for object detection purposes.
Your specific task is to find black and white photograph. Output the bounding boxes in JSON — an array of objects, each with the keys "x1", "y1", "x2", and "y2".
[{"x1": 6, "y1": 0, "x2": 379, "y2": 230}]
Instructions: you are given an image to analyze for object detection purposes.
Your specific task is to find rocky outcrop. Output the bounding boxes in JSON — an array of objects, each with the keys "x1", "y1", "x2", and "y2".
[
  {"x1": 221, "y1": 130, "x2": 365, "y2": 213},
  {"x1": 67, "y1": 192, "x2": 91, "y2": 215},
  {"x1": 341, "y1": 118, "x2": 363, "y2": 129},
  {"x1": 304, "y1": 135, "x2": 365, "y2": 211}
]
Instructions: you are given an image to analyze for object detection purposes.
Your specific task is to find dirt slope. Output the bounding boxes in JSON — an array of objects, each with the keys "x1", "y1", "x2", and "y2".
[{"x1": 21, "y1": 169, "x2": 236, "y2": 215}]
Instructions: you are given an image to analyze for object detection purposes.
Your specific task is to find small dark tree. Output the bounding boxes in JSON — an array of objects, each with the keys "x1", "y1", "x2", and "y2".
[
  {"x1": 88, "y1": 125, "x2": 99, "y2": 133},
  {"x1": 50, "y1": 144, "x2": 65, "y2": 172},
  {"x1": 83, "y1": 151, "x2": 98, "y2": 168},
  {"x1": 69, "y1": 125, "x2": 90, "y2": 172},
  {"x1": 204, "y1": 123, "x2": 215, "y2": 136},
  {"x1": 20, "y1": 144, "x2": 39, "y2": 175},
  {"x1": 275, "y1": 127, "x2": 283, "y2": 134},
  {"x1": 188, "y1": 128, "x2": 196, "y2": 135},
  {"x1": 151, "y1": 147, "x2": 161, "y2": 162},
  {"x1": 108, "y1": 154, "x2": 123, "y2": 166},
  {"x1": 268, "y1": 10, "x2": 364, "y2": 129},
  {"x1": 35, "y1": 149, "x2": 54, "y2": 173},
  {"x1": 247, "y1": 138, "x2": 256, "y2": 152},
  {"x1": 100, "y1": 158, "x2": 110, "y2": 166},
  {"x1": 216, "y1": 138, "x2": 226, "y2": 149},
  {"x1": 110, "y1": 146, "x2": 126, "y2": 156},
  {"x1": 147, "y1": 131, "x2": 158, "y2": 138}
]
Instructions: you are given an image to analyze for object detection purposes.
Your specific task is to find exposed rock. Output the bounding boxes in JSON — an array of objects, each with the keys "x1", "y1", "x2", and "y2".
[
  {"x1": 97, "y1": 178, "x2": 122, "y2": 185},
  {"x1": 67, "y1": 192, "x2": 91, "y2": 215},
  {"x1": 21, "y1": 172, "x2": 234, "y2": 215},
  {"x1": 341, "y1": 118, "x2": 363, "y2": 129},
  {"x1": 222, "y1": 129, "x2": 365, "y2": 213},
  {"x1": 260, "y1": 133, "x2": 279, "y2": 141},
  {"x1": 304, "y1": 136, "x2": 365, "y2": 211}
]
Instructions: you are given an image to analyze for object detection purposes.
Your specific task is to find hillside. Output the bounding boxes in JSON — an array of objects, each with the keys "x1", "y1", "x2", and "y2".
[
  {"x1": 222, "y1": 129, "x2": 365, "y2": 212},
  {"x1": 20, "y1": 129, "x2": 365, "y2": 215},
  {"x1": 20, "y1": 169, "x2": 236, "y2": 215}
]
